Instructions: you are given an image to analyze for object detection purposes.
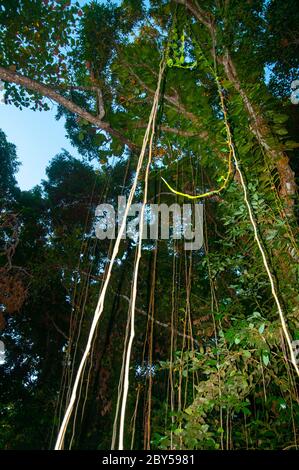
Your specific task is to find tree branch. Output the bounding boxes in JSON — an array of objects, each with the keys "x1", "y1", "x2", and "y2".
[
  {"x1": 219, "y1": 50, "x2": 297, "y2": 212},
  {"x1": 121, "y1": 61, "x2": 200, "y2": 124},
  {"x1": 132, "y1": 121, "x2": 207, "y2": 138},
  {"x1": 48, "y1": 315, "x2": 69, "y2": 340},
  {"x1": 173, "y1": 0, "x2": 215, "y2": 30},
  {"x1": 172, "y1": 0, "x2": 297, "y2": 213},
  {"x1": 0, "y1": 66, "x2": 137, "y2": 151},
  {"x1": 116, "y1": 292, "x2": 199, "y2": 347}
]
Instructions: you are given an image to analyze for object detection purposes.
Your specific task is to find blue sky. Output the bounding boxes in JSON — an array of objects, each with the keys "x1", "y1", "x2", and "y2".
[
  {"x1": 0, "y1": 0, "x2": 90, "y2": 191},
  {"x1": 0, "y1": 1, "x2": 117, "y2": 191},
  {"x1": 0, "y1": 103, "x2": 82, "y2": 190}
]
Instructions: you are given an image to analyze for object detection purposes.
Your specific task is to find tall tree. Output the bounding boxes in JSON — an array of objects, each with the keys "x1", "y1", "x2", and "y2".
[{"x1": 0, "y1": 0, "x2": 298, "y2": 451}]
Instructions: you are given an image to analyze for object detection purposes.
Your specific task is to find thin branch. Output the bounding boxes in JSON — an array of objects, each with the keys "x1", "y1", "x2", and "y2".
[
  {"x1": 174, "y1": 0, "x2": 215, "y2": 30},
  {"x1": 96, "y1": 87, "x2": 105, "y2": 120},
  {"x1": 65, "y1": 83, "x2": 105, "y2": 119},
  {"x1": 133, "y1": 122, "x2": 208, "y2": 138},
  {"x1": 117, "y1": 292, "x2": 199, "y2": 347},
  {"x1": 48, "y1": 315, "x2": 69, "y2": 341}
]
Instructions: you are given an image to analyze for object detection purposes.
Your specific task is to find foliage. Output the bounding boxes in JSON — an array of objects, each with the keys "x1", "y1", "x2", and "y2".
[{"x1": 0, "y1": 0, "x2": 298, "y2": 451}]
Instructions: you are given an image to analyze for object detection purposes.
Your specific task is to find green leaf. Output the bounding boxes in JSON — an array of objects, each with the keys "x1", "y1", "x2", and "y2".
[
  {"x1": 273, "y1": 114, "x2": 288, "y2": 124},
  {"x1": 284, "y1": 140, "x2": 299, "y2": 149},
  {"x1": 262, "y1": 352, "x2": 270, "y2": 367},
  {"x1": 174, "y1": 428, "x2": 183, "y2": 435},
  {"x1": 258, "y1": 323, "x2": 265, "y2": 334},
  {"x1": 94, "y1": 134, "x2": 107, "y2": 146},
  {"x1": 275, "y1": 128, "x2": 288, "y2": 136},
  {"x1": 243, "y1": 350, "x2": 251, "y2": 358},
  {"x1": 265, "y1": 230, "x2": 278, "y2": 241}
]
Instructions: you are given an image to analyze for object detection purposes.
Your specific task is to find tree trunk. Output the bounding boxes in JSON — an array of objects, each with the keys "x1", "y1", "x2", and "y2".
[
  {"x1": 174, "y1": 0, "x2": 297, "y2": 215},
  {"x1": 220, "y1": 51, "x2": 296, "y2": 215}
]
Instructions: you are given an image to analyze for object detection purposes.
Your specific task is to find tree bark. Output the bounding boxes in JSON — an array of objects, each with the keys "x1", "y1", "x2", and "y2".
[
  {"x1": 173, "y1": 0, "x2": 297, "y2": 214},
  {"x1": 220, "y1": 51, "x2": 296, "y2": 213}
]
